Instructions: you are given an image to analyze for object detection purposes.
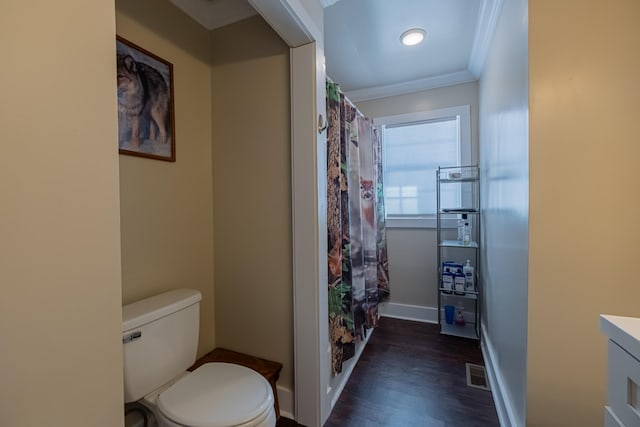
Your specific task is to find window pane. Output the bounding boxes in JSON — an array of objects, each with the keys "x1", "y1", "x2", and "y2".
[{"x1": 383, "y1": 118, "x2": 460, "y2": 216}]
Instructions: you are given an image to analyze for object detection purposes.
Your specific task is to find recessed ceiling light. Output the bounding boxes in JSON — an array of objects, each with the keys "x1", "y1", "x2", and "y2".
[{"x1": 400, "y1": 28, "x2": 426, "y2": 46}]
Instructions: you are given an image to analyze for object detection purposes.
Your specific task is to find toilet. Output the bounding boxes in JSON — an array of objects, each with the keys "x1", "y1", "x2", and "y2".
[{"x1": 122, "y1": 288, "x2": 276, "y2": 427}]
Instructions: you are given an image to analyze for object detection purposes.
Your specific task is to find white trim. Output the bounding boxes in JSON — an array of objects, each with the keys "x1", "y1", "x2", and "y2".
[
  {"x1": 327, "y1": 328, "x2": 374, "y2": 409},
  {"x1": 276, "y1": 385, "x2": 294, "y2": 420},
  {"x1": 380, "y1": 303, "x2": 476, "y2": 329},
  {"x1": 385, "y1": 214, "x2": 458, "y2": 228},
  {"x1": 238, "y1": 2, "x2": 325, "y2": 426},
  {"x1": 386, "y1": 217, "x2": 458, "y2": 229},
  {"x1": 248, "y1": 0, "x2": 318, "y2": 47},
  {"x1": 375, "y1": 104, "x2": 469, "y2": 128},
  {"x1": 289, "y1": 42, "x2": 328, "y2": 427},
  {"x1": 380, "y1": 302, "x2": 438, "y2": 324},
  {"x1": 344, "y1": 70, "x2": 477, "y2": 103},
  {"x1": 375, "y1": 104, "x2": 472, "y2": 166},
  {"x1": 468, "y1": 0, "x2": 505, "y2": 77},
  {"x1": 375, "y1": 105, "x2": 471, "y2": 165},
  {"x1": 386, "y1": 217, "x2": 436, "y2": 229},
  {"x1": 375, "y1": 108, "x2": 458, "y2": 125},
  {"x1": 481, "y1": 324, "x2": 522, "y2": 427},
  {"x1": 376, "y1": 105, "x2": 472, "y2": 219},
  {"x1": 319, "y1": 0, "x2": 342, "y2": 7}
]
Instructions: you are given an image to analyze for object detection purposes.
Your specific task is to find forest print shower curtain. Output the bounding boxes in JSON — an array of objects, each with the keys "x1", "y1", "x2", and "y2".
[{"x1": 326, "y1": 81, "x2": 390, "y2": 375}]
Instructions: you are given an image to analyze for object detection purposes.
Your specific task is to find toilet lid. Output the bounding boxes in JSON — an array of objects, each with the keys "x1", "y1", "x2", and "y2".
[{"x1": 157, "y1": 363, "x2": 273, "y2": 427}]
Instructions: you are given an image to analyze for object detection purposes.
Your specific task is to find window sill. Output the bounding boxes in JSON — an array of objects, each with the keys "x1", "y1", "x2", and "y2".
[{"x1": 385, "y1": 217, "x2": 458, "y2": 229}]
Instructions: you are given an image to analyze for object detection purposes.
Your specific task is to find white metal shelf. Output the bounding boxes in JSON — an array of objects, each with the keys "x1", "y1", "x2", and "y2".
[
  {"x1": 436, "y1": 165, "x2": 481, "y2": 341},
  {"x1": 440, "y1": 289, "x2": 478, "y2": 299},
  {"x1": 439, "y1": 240, "x2": 478, "y2": 248},
  {"x1": 439, "y1": 209, "x2": 479, "y2": 214},
  {"x1": 439, "y1": 178, "x2": 480, "y2": 183},
  {"x1": 440, "y1": 322, "x2": 478, "y2": 339}
]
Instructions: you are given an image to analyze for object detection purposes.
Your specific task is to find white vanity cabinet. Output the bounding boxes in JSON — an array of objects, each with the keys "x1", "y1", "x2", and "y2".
[{"x1": 600, "y1": 315, "x2": 640, "y2": 427}]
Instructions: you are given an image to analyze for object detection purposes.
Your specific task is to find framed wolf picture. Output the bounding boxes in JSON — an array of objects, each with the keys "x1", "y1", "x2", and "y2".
[{"x1": 116, "y1": 36, "x2": 175, "y2": 162}]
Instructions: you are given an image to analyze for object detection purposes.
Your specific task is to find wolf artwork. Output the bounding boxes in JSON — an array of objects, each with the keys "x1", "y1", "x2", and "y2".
[
  {"x1": 116, "y1": 38, "x2": 173, "y2": 160},
  {"x1": 117, "y1": 54, "x2": 169, "y2": 146}
]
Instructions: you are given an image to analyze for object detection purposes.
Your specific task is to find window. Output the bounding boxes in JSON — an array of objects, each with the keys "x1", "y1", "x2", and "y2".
[{"x1": 375, "y1": 105, "x2": 471, "y2": 228}]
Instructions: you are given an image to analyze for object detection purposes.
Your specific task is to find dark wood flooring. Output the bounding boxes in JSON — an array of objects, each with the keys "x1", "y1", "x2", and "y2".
[{"x1": 278, "y1": 317, "x2": 499, "y2": 427}]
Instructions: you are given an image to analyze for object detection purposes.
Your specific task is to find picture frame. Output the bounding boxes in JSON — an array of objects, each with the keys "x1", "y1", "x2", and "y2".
[{"x1": 116, "y1": 35, "x2": 175, "y2": 162}]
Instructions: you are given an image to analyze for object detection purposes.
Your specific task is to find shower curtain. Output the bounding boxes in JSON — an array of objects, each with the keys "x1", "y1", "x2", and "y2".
[{"x1": 326, "y1": 81, "x2": 390, "y2": 375}]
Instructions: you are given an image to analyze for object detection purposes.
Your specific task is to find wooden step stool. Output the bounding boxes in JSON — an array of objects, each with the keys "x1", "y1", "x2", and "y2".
[{"x1": 189, "y1": 348, "x2": 283, "y2": 420}]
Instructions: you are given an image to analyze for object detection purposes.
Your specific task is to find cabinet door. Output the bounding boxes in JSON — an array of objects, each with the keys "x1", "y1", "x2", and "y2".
[
  {"x1": 604, "y1": 406, "x2": 626, "y2": 427},
  {"x1": 608, "y1": 340, "x2": 640, "y2": 427}
]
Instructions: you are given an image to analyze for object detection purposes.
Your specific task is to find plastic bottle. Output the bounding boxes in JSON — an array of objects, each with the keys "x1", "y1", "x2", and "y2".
[
  {"x1": 463, "y1": 260, "x2": 475, "y2": 292},
  {"x1": 457, "y1": 214, "x2": 468, "y2": 242},
  {"x1": 442, "y1": 267, "x2": 454, "y2": 294},
  {"x1": 462, "y1": 222, "x2": 471, "y2": 245},
  {"x1": 454, "y1": 268, "x2": 465, "y2": 295},
  {"x1": 455, "y1": 301, "x2": 465, "y2": 325}
]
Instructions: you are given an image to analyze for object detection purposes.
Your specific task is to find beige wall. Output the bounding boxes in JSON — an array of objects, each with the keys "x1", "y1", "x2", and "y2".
[
  {"x1": 528, "y1": 0, "x2": 640, "y2": 425},
  {"x1": 479, "y1": 0, "x2": 529, "y2": 424},
  {"x1": 210, "y1": 17, "x2": 294, "y2": 390},
  {"x1": 0, "y1": 1, "x2": 124, "y2": 426},
  {"x1": 357, "y1": 82, "x2": 479, "y2": 310},
  {"x1": 116, "y1": 0, "x2": 215, "y2": 357}
]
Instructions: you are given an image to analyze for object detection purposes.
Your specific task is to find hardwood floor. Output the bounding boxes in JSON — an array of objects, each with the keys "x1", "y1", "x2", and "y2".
[{"x1": 278, "y1": 316, "x2": 499, "y2": 427}]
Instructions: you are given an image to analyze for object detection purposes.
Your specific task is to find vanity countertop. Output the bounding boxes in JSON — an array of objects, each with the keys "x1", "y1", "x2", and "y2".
[{"x1": 600, "y1": 314, "x2": 640, "y2": 358}]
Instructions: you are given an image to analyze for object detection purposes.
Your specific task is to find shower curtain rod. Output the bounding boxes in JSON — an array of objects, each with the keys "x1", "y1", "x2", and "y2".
[{"x1": 326, "y1": 76, "x2": 367, "y2": 119}]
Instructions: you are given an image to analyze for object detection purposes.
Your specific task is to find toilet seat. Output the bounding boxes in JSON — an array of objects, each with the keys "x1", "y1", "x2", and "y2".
[{"x1": 157, "y1": 363, "x2": 274, "y2": 427}]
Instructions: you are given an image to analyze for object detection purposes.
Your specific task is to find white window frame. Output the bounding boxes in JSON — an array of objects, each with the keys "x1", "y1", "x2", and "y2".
[{"x1": 374, "y1": 105, "x2": 472, "y2": 229}]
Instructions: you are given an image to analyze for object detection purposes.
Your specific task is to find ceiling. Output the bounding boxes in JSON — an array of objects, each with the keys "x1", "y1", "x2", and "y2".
[
  {"x1": 170, "y1": 0, "x2": 501, "y2": 102},
  {"x1": 169, "y1": 0, "x2": 258, "y2": 30}
]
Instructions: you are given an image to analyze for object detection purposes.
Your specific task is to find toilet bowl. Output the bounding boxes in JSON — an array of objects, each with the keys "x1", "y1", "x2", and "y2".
[
  {"x1": 122, "y1": 289, "x2": 276, "y2": 427},
  {"x1": 146, "y1": 363, "x2": 275, "y2": 427}
]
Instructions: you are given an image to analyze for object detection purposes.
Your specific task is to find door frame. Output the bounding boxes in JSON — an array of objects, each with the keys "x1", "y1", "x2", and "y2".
[{"x1": 247, "y1": 2, "x2": 328, "y2": 426}]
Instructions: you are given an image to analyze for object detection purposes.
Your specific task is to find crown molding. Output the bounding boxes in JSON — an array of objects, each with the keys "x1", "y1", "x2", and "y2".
[
  {"x1": 249, "y1": 0, "x2": 318, "y2": 46},
  {"x1": 319, "y1": 0, "x2": 342, "y2": 7},
  {"x1": 468, "y1": 0, "x2": 505, "y2": 78},
  {"x1": 344, "y1": 70, "x2": 477, "y2": 103},
  {"x1": 342, "y1": 0, "x2": 504, "y2": 103}
]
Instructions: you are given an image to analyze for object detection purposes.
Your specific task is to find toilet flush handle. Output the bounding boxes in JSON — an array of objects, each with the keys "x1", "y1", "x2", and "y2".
[{"x1": 122, "y1": 331, "x2": 142, "y2": 344}]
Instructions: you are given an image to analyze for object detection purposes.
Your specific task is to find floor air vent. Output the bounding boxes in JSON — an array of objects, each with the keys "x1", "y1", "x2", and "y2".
[{"x1": 466, "y1": 363, "x2": 491, "y2": 391}]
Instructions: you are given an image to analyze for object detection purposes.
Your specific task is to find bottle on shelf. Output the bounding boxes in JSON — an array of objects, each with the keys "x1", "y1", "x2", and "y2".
[
  {"x1": 462, "y1": 221, "x2": 471, "y2": 245},
  {"x1": 454, "y1": 268, "x2": 465, "y2": 295},
  {"x1": 463, "y1": 260, "x2": 475, "y2": 292},
  {"x1": 455, "y1": 302, "x2": 465, "y2": 325},
  {"x1": 442, "y1": 266, "x2": 454, "y2": 294},
  {"x1": 457, "y1": 214, "x2": 468, "y2": 243}
]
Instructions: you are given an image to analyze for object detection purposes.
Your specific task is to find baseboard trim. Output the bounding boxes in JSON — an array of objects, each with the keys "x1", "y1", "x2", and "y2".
[
  {"x1": 327, "y1": 327, "x2": 374, "y2": 409},
  {"x1": 379, "y1": 302, "x2": 438, "y2": 323},
  {"x1": 282, "y1": 328, "x2": 375, "y2": 423},
  {"x1": 379, "y1": 302, "x2": 476, "y2": 327},
  {"x1": 276, "y1": 385, "x2": 294, "y2": 420},
  {"x1": 480, "y1": 324, "x2": 521, "y2": 427}
]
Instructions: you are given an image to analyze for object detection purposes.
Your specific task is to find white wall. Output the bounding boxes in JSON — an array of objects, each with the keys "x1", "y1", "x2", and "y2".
[
  {"x1": 357, "y1": 82, "x2": 479, "y2": 319},
  {"x1": 0, "y1": 1, "x2": 124, "y2": 425},
  {"x1": 478, "y1": 0, "x2": 528, "y2": 425}
]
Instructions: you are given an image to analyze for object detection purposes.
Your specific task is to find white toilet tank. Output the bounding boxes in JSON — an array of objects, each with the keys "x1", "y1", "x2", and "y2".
[{"x1": 122, "y1": 288, "x2": 202, "y2": 403}]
